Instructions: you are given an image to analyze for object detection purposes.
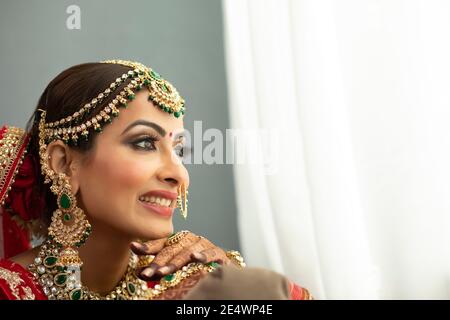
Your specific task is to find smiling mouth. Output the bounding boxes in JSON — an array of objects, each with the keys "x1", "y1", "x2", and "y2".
[
  {"x1": 138, "y1": 195, "x2": 176, "y2": 208},
  {"x1": 138, "y1": 196, "x2": 176, "y2": 218}
]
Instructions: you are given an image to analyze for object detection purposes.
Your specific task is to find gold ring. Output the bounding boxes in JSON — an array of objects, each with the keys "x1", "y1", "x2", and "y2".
[{"x1": 165, "y1": 230, "x2": 190, "y2": 246}]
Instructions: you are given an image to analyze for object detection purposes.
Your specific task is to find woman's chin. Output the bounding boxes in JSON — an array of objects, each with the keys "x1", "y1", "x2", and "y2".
[{"x1": 135, "y1": 222, "x2": 173, "y2": 241}]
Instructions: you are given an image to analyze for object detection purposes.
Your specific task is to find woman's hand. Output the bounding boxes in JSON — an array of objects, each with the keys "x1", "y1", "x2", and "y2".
[{"x1": 130, "y1": 231, "x2": 231, "y2": 280}]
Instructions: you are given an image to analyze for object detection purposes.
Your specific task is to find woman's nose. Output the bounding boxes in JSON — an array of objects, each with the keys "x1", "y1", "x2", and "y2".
[{"x1": 157, "y1": 152, "x2": 189, "y2": 189}]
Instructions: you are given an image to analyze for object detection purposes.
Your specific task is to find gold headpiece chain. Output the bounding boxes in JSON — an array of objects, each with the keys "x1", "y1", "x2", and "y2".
[{"x1": 40, "y1": 60, "x2": 185, "y2": 146}]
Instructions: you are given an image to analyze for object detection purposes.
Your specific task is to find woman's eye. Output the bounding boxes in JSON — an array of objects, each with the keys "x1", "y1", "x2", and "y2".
[{"x1": 133, "y1": 138, "x2": 156, "y2": 150}]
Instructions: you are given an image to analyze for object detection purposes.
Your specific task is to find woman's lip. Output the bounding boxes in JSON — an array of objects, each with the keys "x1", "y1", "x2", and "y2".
[
  {"x1": 139, "y1": 200, "x2": 174, "y2": 218},
  {"x1": 141, "y1": 190, "x2": 178, "y2": 200}
]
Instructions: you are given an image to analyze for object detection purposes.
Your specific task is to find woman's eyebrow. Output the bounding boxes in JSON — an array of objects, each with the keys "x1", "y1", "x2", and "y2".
[{"x1": 121, "y1": 120, "x2": 166, "y2": 137}]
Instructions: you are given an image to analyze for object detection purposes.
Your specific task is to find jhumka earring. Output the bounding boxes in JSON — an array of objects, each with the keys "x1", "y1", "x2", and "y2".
[
  {"x1": 37, "y1": 110, "x2": 91, "y2": 291},
  {"x1": 177, "y1": 184, "x2": 188, "y2": 219}
]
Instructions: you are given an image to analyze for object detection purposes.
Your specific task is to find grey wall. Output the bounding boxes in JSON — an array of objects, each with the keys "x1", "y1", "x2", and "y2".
[{"x1": 0, "y1": 0, "x2": 240, "y2": 251}]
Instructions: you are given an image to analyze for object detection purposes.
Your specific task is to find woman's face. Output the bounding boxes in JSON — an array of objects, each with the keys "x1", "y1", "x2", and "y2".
[{"x1": 75, "y1": 90, "x2": 189, "y2": 241}]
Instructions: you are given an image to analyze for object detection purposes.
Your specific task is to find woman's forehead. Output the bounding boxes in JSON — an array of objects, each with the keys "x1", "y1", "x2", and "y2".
[{"x1": 110, "y1": 91, "x2": 185, "y2": 135}]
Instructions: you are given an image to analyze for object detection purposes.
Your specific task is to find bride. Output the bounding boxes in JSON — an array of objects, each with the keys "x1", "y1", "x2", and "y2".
[{"x1": 0, "y1": 60, "x2": 311, "y2": 300}]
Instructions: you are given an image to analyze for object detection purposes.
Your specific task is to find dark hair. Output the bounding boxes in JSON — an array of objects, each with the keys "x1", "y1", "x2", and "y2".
[{"x1": 25, "y1": 62, "x2": 134, "y2": 230}]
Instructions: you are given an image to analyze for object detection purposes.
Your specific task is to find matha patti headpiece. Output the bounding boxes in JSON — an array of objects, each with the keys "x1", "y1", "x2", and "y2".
[{"x1": 41, "y1": 59, "x2": 185, "y2": 145}]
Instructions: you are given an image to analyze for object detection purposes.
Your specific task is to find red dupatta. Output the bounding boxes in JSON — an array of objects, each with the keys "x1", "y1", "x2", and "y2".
[
  {"x1": 0, "y1": 259, "x2": 47, "y2": 300},
  {"x1": 0, "y1": 125, "x2": 40, "y2": 259}
]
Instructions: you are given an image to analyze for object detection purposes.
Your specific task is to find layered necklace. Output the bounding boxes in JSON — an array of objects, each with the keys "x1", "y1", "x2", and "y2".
[{"x1": 28, "y1": 239, "x2": 218, "y2": 300}]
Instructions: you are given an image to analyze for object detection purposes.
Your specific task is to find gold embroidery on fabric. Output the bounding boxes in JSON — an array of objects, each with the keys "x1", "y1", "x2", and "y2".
[
  {"x1": 21, "y1": 286, "x2": 35, "y2": 300},
  {"x1": 0, "y1": 127, "x2": 29, "y2": 206},
  {"x1": 0, "y1": 266, "x2": 35, "y2": 300},
  {"x1": 0, "y1": 266, "x2": 24, "y2": 299}
]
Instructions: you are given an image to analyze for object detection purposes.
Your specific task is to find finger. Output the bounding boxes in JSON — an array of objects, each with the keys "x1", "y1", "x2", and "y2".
[
  {"x1": 130, "y1": 238, "x2": 166, "y2": 255},
  {"x1": 194, "y1": 247, "x2": 228, "y2": 265},
  {"x1": 151, "y1": 233, "x2": 200, "y2": 267},
  {"x1": 137, "y1": 234, "x2": 199, "y2": 280},
  {"x1": 138, "y1": 262, "x2": 161, "y2": 280},
  {"x1": 156, "y1": 239, "x2": 213, "y2": 276}
]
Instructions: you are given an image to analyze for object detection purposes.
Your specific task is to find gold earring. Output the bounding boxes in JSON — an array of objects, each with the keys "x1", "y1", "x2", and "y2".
[
  {"x1": 177, "y1": 184, "x2": 188, "y2": 219},
  {"x1": 37, "y1": 109, "x2": 91, "y2": 290},
  {"x1": 47, "y1": 173, "x2": 91, "y2": 286}
]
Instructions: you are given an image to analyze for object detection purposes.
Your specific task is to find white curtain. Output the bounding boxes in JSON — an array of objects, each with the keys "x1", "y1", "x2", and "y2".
[{"x1": 223, "y1": 0, "x2": 450, "y2": 299}]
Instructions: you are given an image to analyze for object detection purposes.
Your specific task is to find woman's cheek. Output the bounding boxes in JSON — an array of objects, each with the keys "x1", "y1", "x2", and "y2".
[{"x1": 95, "y1": 150, "x2": 156, "y2": 200}]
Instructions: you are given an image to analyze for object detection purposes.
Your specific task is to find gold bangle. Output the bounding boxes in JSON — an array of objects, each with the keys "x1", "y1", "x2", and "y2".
[{"x1": 226, "y1": 250, "x2": 246, "y2": 268}]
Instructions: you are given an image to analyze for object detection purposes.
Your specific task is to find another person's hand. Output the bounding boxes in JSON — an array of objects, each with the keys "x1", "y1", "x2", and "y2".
[{"x1": 130, "y1": 230, "x2": 231, "y2": 280}]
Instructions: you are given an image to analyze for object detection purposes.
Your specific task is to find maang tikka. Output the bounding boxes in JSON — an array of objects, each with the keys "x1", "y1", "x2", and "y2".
[{"x1": 37, "y1": 109, "x2": 92, "y2": 289}]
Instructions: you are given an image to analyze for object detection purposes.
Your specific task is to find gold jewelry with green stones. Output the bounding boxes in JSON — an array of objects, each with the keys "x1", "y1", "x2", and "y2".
[
  {"x1": 37, "y1": 110, "x2": 92, "y2": 291},
  {"x1": 40, "y1": 59, "x2": 185, "y2": 146},
  {"x1": 28, "y1": 239, "x2": 220, "y2": 300}
]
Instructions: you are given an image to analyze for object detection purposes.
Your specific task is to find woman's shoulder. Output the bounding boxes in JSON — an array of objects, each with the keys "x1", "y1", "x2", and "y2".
[{"x1": 0, "y1": 258, "x2": 46, "y2": 300}]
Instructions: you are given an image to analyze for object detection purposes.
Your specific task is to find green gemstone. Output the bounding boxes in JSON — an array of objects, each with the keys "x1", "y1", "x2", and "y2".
[
  {"x1": 127, "y1": 282, "x2": 136, "y2": 295},
  {"x1": 95, "y1": 126, "x2": 102, "y2": 133},
  {"x1": 150, "y1": 70, "x2": 161, "y2": 80},
  {"x1": 54, "y1": 273, "x2": 68, "y2": 286},
  {"x1": 63, "y1": 213, "x2": 72, "y2": 222},
  {"x1": 60, "y1": 193, "x2": 71, "y2": 209},
  {"x1": 44, "y1": 256, "x2": 57, "y2": 267},
  {"x1": 207, "y1": 262, "x2": 220, "y2": 269},
  {"x1": 174, "y1": 111, "x2": 181, "y2": 118},
  {"x1": 127, "y1": 94, "x2": 135, "y2": 100},
  {"x1": 70, "y1": 289, "x2": 82, "y2": 300},
  {"x1": 162, "y1": 84, "x2": 169, "y2": 93},
  {"x1": 144, "y1": 79, "x2": 150, "y2": 85},
  {"x1": 163, "y1": 274, "x2": 175, "y2": 282}
]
